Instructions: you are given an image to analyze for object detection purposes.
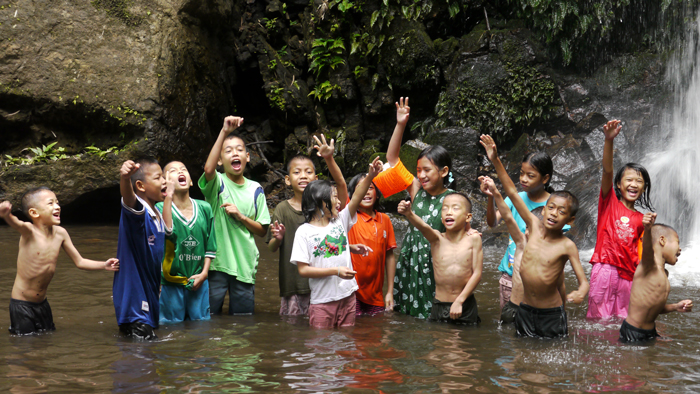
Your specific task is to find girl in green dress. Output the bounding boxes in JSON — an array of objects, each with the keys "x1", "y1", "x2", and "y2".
[{"x1": 394, "y1": 146, "x2": 455, "y2": 318}]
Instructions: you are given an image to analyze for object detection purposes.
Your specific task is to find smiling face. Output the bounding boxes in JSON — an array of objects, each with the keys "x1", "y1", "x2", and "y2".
[
  {"x1": 616, "y1": 168, "x2": 645, "y2": 204},
  {"x1": 29, "y1": 190, "x2": 61, "y2": 225},
  {"x1": 542, "y1": 195, "x2": 574, "y2": 231},
  {"x1": 331, "y1": 186, "x2": 340, "y2": 217},
  {"x1": 163, "y1": 161, "x2": 192, "y2": 192},
  {"x1": 219, "y1": 136, "x2": 249, "y2": 180},
  {"x1": 441, "y1": 194, "x2": 472, "y2": 231},
  {"x1": 136, "y1": 163, "x2": 167, "y2": 203},
  {"x1": 520, "y1": 161, "x2": 548, "y2": 193},
  {"x1": 416, "y1": 157, "x2": 448, "y2": 194},
  {"x1": 286, "y1": 158, "x2": 316, "y2": 194}
]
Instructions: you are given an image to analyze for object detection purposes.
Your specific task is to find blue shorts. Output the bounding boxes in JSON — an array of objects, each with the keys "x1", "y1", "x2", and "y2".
[
  {"x1": 159, "y1": 280, "x2": 211, "y2": 324},
  {"x1": 208, "y1": 271, "x2": 255, "y2": 315}
]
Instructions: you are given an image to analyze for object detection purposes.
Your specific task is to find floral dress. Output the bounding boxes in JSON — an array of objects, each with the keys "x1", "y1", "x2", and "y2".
[{"x1": 393, "y1": 188, "x2": 452, "y2": 318}]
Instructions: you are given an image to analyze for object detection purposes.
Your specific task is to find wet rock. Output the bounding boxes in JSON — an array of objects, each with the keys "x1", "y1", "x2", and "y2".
[{"x1": 424, "y1": 127, "x2": 480, "y2": 190}]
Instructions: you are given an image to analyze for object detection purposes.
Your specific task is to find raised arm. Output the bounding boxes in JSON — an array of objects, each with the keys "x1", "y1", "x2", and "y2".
[
  {"x1": 313, "y1": 134, "x2": 348, "y2": 209},
  {"x1": 565, "y1": 242, "x2": 590, "y2": 304},
  {"x1": 162, "y1": 178, "x2": 174, "y2": 231},
  {"x1": 480, "y1": 134, "x2": 534, "y2": 228},
  {"x1": 450, "y1": 235, "x2": 483, "y2": 319},
  {"x1": 485, "y1": 194, "x2": 502, "y2": 227},
  {"x1": 480, "y1": 176, "x2": 523, "y2": 247},
  {"x1": 396, "y1": 200, "x2": 440, "y2": 244},
  {"x1": 204, "y1": 116, "x2": 244, "y2": 182},
  {"x1": 601, "y1": 119, "x2": 621, "y2": 198},
  {"x1": 640, "y1": 212, "x2": 657, "y2": 272},
  {"x1": 387, "y1": 97, "x2": 410, "y2": 166},
  {"x1": 60, "y1": 228, "x2": 119, "y2": 271},
  {"x1": 347, "y1": 156, "x2": 382, "y2": 217},
  {"x1": 0, "y1": 201, "x2": 33, "y2": 236},
  {"x1": 120, "y1": 160, "x2": 140, "y2": 209}
]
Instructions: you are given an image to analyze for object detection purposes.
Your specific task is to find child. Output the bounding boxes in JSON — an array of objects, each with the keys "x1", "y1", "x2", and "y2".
[
  {"x1": 199, "y1": 116, "x2": 271, "y2": 315},
  {"x1": 397, "y1": 192, "x2": 483, "y2": 324},
  {"x1": 0, "y1": 189, "x2": 119, "y2": 335},
  {"x1": 347, "y1": 172, "x2": 397, "y2": 315},
  {"x1": 290, "y1": 157, "x2": 383, "y2": 328},
  {"x1": 621, "y1": 213, "x2": 692, "y2": 343},
  {"x1": 114, "y1": 158, "x2": 167, "y2": 339},
  {"x1": 156, "y1": 161, "x2": 217, "y2": 324},
  {"x1": 484, "y1": 146, "x2": 566, "y2": 312},
  {"x1": 588, "y1": 119, "x2": 653, "y2": 319},
  {"x1": 394, "y1": 145, "x2": 455, "y2": 319},
  {"x1": 481, "y1": 134, "x2": 589, "y2": 338},
  {"x1": 267, "y1": 135, "x2": 348, "y2": 316}
]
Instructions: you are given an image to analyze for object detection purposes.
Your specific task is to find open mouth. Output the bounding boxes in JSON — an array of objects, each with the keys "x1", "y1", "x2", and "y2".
[
  {"x1": 627, "y1": 189, "x2": 639, "y2": 198},
  {"x1": 362, "y1": 196, "x2": 373, "y2": 203},
  {"x1": 161, "y1": 185, "x2": 168, "y2": 196},
  {"x1": 53, "y1": 211, "x2": 60, "y2": 219},
  {"x1": 546, "y1": 218, "x2": 556, "y2": 226},
  {"x1": 231, "y1": 158, "x2": 242, "y2": 171},
  {"x1": 178, "y1": 174, "x2": 187, "y2": 186},
  {"x1": 445, "y1": 218, "x2": 455, "y2": 226},
  {"x1": 298, "y1": 181, "x2": 308, "y2": 189}
]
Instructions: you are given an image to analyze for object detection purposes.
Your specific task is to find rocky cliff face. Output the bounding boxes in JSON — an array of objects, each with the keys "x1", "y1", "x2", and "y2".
[{"x1": 0, "y1": 0, "x2": 670, "y2": 241}]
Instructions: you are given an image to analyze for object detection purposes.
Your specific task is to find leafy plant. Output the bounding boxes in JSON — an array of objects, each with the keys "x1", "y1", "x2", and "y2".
[
  {"x1": 84, "y1": 145, "x2": 119, "y2": 161},
  {"x1": 266, "y1": 83, "x2": 287, "y2": 110},
  {"x1": 309, "y1": 81, "x2": 341, "y2": 102},
  {"x1": 26, "y1": 142, "x2": 69, "y2": 163},
  {"x1": 308, "y1": 38, "x2": 346, "y2": 77}
]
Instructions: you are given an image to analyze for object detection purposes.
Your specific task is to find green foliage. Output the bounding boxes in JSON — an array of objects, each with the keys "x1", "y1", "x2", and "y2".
[
  {"x1": 84, "y1": 145, "x2": 119, "y2": 161},
  {"x1": 109, "y1": 103, "x2": 147, "y2": 127},
  {"x1": 3, "y1": 143, "x2": 67, "y2": 166},
  {"x1": 434, "y1": 64, "x2": 556, "y2": 143},
  {"x1": 309, "y1": 81, "x2": 341, "y2": 102},
  {"x1": 91, "y1": 0, "x2": 142, "y2": 26},
  {"x1": 262, "y1": 17, "x2": 278, "y2": 33},
  {"x1": 309, "y1": 38, "x2": 346, "y2": 77},
  {"x1": 266, "y1": 83, "x2": 287, "y2": 110}
]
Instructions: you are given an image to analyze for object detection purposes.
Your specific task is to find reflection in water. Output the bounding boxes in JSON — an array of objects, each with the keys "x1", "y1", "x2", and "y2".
[{"x1": 0, "y1": 226, "x2": 699, "y2": 393}]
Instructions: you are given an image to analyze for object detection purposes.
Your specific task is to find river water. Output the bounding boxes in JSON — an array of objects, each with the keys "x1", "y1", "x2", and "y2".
[{"x1": 0, "y1": 225, "x2": 698, "y2": 393}]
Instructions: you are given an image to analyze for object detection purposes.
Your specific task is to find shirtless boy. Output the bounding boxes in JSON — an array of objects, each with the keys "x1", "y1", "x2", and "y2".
[
  {"x1": 397, "y1": 192, "x2": 483, "y2": 324},
  {"x1": 481, "y1": 135, "x2": 589, "y2": 338},
  {"x1": 621, "y1": 213, "x2": 692, "y2": 343},
  {"x1": 0, "y1": 188, "x2": 119, "y2": 335}
]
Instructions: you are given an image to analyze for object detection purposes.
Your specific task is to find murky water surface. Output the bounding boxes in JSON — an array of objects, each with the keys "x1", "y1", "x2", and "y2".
[{"x1": 0, "y1": 225, "x2": 699, "y2": 393}]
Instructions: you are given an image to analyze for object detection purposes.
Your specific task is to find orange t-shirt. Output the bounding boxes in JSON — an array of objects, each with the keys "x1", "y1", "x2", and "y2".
[{"x1": 349, "y1": 211, "x2": 397, "y2": 306}]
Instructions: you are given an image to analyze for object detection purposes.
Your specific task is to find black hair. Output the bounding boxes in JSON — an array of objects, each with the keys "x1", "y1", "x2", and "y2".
[
  {"x1": 548, "y1": 190, "x2": 579, "y2": 217},
  {"x1": 522, "y1": 151, "x2": 554, "y2": 193},
  {"x1": 224, "y1": 133, "x2": 247, "y2": 150},
  {"x1": 21, "y1": 186, "x2": 52, "y2": 217},
  {"x1": 131, "y1": 157, "x2": 160, "y2": 189},
  {"x1": 652, "y1": 223, "x2": 678, "y2": 242},
  {"x1": 301, "y1": 180, "x2": 334, "y2": 223},
  {"x1": 445, "y1": 191, "x2": 472, "y2": 213},
  {"x1": 348, "y1": 173, "x2": 383, "y2": 212},
  {"x1": 417, "y1": 145, "x2": 454, "y2": 189},
  {"x1": 286, "y1": 155, "x2": 315, "y2": 173},
  {"x1": 614, "y1": 163, "x2": 653, "y2": 211},
  {"x1": 530, "y1": 206, "x2": 544, "y2": 221}
]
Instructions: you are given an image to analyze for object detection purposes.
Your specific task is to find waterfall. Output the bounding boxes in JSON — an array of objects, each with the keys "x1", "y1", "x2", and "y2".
[{"x1": 647, "y1": 13, "x2": 700, "y2": 286}]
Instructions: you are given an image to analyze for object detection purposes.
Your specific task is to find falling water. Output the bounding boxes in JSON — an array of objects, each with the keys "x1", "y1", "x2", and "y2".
[{"x1": 647, "y1": 11, "x2": 700, "y2": 286}]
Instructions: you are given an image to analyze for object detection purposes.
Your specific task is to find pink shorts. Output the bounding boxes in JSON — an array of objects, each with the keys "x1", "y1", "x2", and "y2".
[
  {"x1": 499, "y1": 273, "x2": 513, "y2": 310},
  {"x1": 280, "y1": 294, "x2": 310, "y2": 316},
  {"x1": 308, "y1": 294, "x2": 356, "y2": 328},
  {"x1": 587, "y1": 263, "x2": 632, "y2": 319}
]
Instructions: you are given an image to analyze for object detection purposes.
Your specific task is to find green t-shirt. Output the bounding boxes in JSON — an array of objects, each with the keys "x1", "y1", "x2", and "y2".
[
  {"x1": 198, "y1": 172, "x2": 271, "y2": 284},
  {"x1": 156, "y1": 198, "x2": 217, "y2": 286},
  {"x1": 266, "y1": 200, "x2": 310, "y2": 297}
]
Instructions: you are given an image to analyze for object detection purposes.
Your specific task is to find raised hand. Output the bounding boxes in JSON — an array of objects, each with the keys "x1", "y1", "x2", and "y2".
[
  {"x1": 120, "y1": 160, "x2": 140, "y2": 179},
  {"x1": 271, "y1": 220, "x2": 286, "y2": 241},
  {"x1": 165, "y1": 177, "x2": 175, "y2": 199},
  {"x1": 338, "y1": 266, "x2": 356, "y2": 279},
  {"x1": 223, "y1": 116, "x2": 244, "y2": 133},
  {"x1": 478, "y1": 175, "x2": 497, "y2": 197},
  {"x1": 105, "y1": 258, "x2": 120, "y2": 271},
  {"x1": 479, "y1": 134, "x2": 498, "y2": 163},
  {"x1": 397, "y1": 200, "x2": 411, "y2": 215},
  {"x1": 313, "y1": 134, "x2": 335, "y2": 159},
  {"x1": 367, "y1": 156, "x2": 383, "y2": 179},
  {"x1": 602, "y1": 119, "x2": 622, "y2": 141},
  {"x1": 643, "y1": 212, "x2": 657, "y2": 231},
  {"x1": 221, "y1": 202, "x2": 245, "y2": 221},
  {"x1": 677, "y1": 300, "x2": 693, "y2": 312},
  {"x1": 396, "y1": 97, "x2": 410, "y2": 126},
  {"x1": 0, "y1": 201, "x2": 11, "y2": 218}
]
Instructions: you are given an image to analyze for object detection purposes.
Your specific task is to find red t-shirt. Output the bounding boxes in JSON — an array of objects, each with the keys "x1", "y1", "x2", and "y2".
[
  {"x1": 590, "y1": 185, "x2": 644, "y2": 281},
  {"x1": 349, "y1": 211, "x2": 397, "y2": 306}
]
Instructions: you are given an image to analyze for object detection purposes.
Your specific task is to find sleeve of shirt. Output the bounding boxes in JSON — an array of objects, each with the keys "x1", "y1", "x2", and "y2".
[
  {"x1": 204, "y1": 203, "x2": 217, "y2": 260},
  {"x1": 254, "y1": 188, "x2": 271, "y2": 226},
  {"x1": 289, "y1": 227, "x2": 309, "y2": 266},
  {"x1": 198, "y1": 172, "x2": 220, "y2": 204},
  {"x1": 338, "y1": 206, "x2": 357, "y2": 232},
  {"x1": 154, "y1": 202, "x2": 174, "y2": 237},
  {"x1": 386, "y1": 216, "x2": 397, "y2": 251}
]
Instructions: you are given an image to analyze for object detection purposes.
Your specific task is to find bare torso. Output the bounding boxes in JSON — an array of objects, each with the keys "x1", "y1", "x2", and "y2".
[
  {"x1": 510, "y1": 244, "x2": 525, "y2": 305},
  {"x1": 519, "y1": 234, "x2": 571, "y2": 309},
  {"x1": 12, "y1": 226, "x2": 67, "y2": 303},
  {"x1": 432, "y1": 233, "x2": 477, "y2": 302},
  {"x1": 626, "y1": 265, "x2": 670, "y2": 330}
]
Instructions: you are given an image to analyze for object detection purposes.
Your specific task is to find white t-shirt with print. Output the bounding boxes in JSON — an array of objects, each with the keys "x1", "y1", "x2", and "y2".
[{"x1": 290, "y1": 207, "x2": 358, "y2": 304}]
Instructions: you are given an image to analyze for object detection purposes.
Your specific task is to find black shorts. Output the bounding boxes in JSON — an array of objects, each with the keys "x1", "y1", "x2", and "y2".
[
  {"x1": 515, "y1": 303, "x2": 567, "y2": 338},
  {"x1": 9, "y1": 298, "x2": 56, "y2": 335},
  {"x1": 500, "y1": 300, "x2": 519, "y2": 324},
  {"x1": 429, "y1": 295, "x2": 481, "y2": 325},
  {"x1": 619, "y1": 319, "x2": 659, "y2": 343},
  {"x1": 119, "y1": 322, "x2": 157, "y2": 340}
]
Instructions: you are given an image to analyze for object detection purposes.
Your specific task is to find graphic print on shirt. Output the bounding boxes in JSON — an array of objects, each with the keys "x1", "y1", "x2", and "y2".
[
  {"x1": 615, "y1": 216, "x2": 635, "y2": 244},
  {"x1": 312, "y1": 226, "x2": 348, "y2": 258}
]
